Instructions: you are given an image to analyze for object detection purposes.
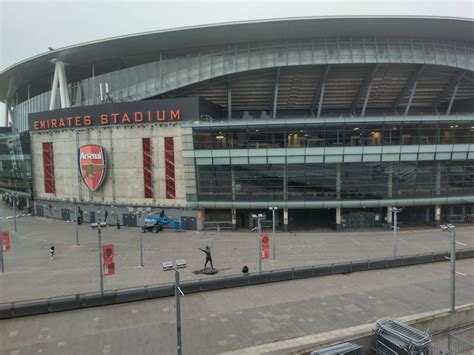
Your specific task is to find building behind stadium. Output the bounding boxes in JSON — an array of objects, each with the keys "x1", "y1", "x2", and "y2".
[{"x1": 1, "y1": 16, "x2": 473, "y2": 231}]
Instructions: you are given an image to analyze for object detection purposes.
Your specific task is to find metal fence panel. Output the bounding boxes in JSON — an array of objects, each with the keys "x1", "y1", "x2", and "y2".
[{"x1": 449, "y1": 326, "x2": 474, "y2": 354}]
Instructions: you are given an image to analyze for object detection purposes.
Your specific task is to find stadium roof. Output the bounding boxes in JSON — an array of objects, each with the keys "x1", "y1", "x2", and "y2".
[{"x1": 1, "y1": 16, "x2": 473, "y2": 102}]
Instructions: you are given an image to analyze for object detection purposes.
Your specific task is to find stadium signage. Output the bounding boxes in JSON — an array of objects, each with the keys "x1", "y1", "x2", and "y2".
[
  {"x1": 28, "y1": 97, "x2": 220, "y2": 131},
  {"x1": 78, "y1": 144, "x2": 107, "y2": 192}
]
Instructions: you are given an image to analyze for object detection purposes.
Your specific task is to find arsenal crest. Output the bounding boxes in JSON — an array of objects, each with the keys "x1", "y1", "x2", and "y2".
[{"x1": 78, "y1": 144, "x2": 107, "y2": 191}]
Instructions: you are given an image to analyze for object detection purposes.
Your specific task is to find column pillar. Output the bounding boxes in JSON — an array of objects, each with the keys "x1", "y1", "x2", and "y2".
[
  {"x1": 387, "y1": 207, "x2": 393, "y2": 228},
  {"x1": 387, "y1": 164, "x2": 393, "y2": 199},
  {"x1": 435, "y1": 205, "x2": 441, "y2": 225},
  {"x1": 336, "y1": 164, "x2": 341, "y2": 200},
  {"x1": 283, "y1": 208, "x2": 288, "y2": 232},
  {"x1": 436, "y1": 162, "x2": 441, "y2": 196},
  {"x1": 231, "y1": 208, "x2": 236, "y2": 231},
  {"x1": 426, "y1": 207, "x2": 430, "y2": 223},
  {"x1": 231, "y1": 167, "x2": 236, "y2": 201},
  {"x1": 335, "y1": 207, "x2": 342, "y2": 231}
]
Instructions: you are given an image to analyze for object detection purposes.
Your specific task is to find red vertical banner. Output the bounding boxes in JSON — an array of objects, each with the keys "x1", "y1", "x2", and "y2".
[
  {"x1": 142, "y1": 138, "x2": 153, "y2": 198},
  {"x1": 42, "y1": 142, "x2": 56, "y2": 193},
  {"x1": 261, "y1": 232, "x2": 270, "y2": 260},
  {"x1": 102, "y1": 244, "x2": 115, "y2": 276},
  {"x1": 164, "y1": 137, "x2": 176, "y2": 199},
  {"x1": 2, "y1": 231, "x2": 11, "y2": 251}
]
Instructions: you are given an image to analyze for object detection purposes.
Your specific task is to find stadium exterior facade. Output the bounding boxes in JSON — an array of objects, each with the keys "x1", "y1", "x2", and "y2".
[{"x1": 1, "y1": 16, "x2": 474, "y2": 231}]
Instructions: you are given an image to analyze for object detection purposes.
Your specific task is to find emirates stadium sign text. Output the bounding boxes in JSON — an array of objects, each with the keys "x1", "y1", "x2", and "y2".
[{"x1": 28, "y1": 97, "x2": 221, "y2": 131}]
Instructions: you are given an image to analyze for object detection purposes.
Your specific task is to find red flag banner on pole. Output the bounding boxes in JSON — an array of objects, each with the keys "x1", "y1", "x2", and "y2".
[
  {"x1": 102, "y1": 244, "x2": 115, "y2": 276},
  {"x1": 261, "y1": 232, "x2": 270, "y2": 260},
  {"x1": 2, "y1": 231, "x2": 11, "y2": 252}
]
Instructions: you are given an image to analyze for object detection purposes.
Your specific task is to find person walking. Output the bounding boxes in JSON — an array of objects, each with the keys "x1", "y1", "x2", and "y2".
[{"x1": 49, "y1": 245, "x2": 55, "y2": 260}]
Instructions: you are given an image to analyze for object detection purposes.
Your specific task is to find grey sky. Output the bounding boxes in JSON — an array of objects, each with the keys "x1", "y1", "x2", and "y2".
[{"x1": 0, "y1": 0, "x2": 473, "y2": 122}]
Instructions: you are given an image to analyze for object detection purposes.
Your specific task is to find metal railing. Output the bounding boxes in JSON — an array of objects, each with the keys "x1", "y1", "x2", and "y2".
[
  {"x1": 448, "y1": 326, "x2": 474, "y2": 354},
  {"x1": 0, "y1": 248, "x2": 473, "y2": 320}
]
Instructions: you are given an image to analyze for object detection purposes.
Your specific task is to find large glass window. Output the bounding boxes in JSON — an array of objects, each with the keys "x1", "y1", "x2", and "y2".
[
  {"x1": 195, "y1": 161, "x2": 474, "y2": 202},
  {"x1": 193, "y1": 121, "x2": 474, "y2": 150}
]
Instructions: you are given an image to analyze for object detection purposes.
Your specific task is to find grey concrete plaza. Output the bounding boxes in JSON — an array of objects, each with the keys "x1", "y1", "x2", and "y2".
[
  {"x1": 0, "y1": 259, "x2": 473, "y2": 355},
  {"x1": 0, "y1": 203, "x2": 473, "y2": 303}
]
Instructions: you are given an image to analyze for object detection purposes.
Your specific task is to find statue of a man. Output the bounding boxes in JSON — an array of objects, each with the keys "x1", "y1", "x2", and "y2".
[{"x1": 199, "y1": 245, "x2": 213, "y2": 269}]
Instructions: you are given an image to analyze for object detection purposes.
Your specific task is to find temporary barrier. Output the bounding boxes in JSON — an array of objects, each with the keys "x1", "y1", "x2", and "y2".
[{"x1": 375, "y1": 318, "x2": 431, "y2": 354}]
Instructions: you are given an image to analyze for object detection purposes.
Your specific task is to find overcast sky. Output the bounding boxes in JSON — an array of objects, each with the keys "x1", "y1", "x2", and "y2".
[{"x1": 0, "y1": 0, "x2": 473, "y2": 122}]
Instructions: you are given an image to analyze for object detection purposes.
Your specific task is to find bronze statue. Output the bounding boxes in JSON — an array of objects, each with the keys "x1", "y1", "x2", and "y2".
[{"x1": 199, "y1": 245, "x2": 213, "y2": 269}]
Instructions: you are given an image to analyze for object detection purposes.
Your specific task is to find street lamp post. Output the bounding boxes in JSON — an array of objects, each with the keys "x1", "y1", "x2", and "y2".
[
  {"x1": 91, "y1": 220, "x2": 107, "y2": 294},
  {"x1": 440, "y1": 224, "x2": 457, "y2": 312},
  {"x1": 252, "y1": 213, "x2": 264, "y2": 273},
  {"x1": 163, "y1": 259, "x2": 187, "y2": 355},
  {"x1": 138, "y1": 210, "x2": 144, "y2": 267},
  {"x1": 389, "y1": 207, "x2": 403, "y2": 258},
  {"x1": 269, "y1": 207, "x2": 278, "y2": 261},
  {"x1": 74, "y1": 198, "x2": 79, "y2": 245}
]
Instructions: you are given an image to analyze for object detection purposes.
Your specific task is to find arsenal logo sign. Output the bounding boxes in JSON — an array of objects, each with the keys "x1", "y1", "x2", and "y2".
[{"x1": 78, "y1": 144, "x2": 107, "y2": 191}]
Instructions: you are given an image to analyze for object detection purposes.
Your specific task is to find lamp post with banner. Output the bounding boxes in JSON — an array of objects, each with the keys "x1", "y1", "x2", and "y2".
[
  {"x1": 252, "y1": 213, "x2": 265, "y2": 273},
  {"x1": 269, "y1": 207, "x2": 278, "y2": 260},
  {"x1": 91, "y1": 220, "x2": 107, "y2": 293}
]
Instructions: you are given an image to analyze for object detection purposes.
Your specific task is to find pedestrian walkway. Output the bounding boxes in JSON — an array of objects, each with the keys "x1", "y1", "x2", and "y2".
[{"x1": 0, "y1": 203, "x2": 473, "y2": 303}]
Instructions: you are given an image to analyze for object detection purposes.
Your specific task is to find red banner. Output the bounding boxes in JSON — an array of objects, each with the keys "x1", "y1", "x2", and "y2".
[
  {"x1": 261, "y1": 232, "x2": 270, "y2": 260},
  {"x1": 102, "y1": 244, "x2": 115, "y2": 276},
  {"x1": 2, "y1": 231, "x2": 11, "y2": 252}
]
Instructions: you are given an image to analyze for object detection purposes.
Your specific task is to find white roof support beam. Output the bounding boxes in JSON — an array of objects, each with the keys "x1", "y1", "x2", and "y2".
[
  {"x1": 311, "y1": 65, "x2": 331, "y2": 118},
  {"x1": 2, "y1": 77, "x2": 14, "y2": 127},
  {"x1": 446, "y1": 82, "x2": 460, "y2": 115},
  {"x1": 392, "y1": 64, "x2": 424, "y2": 114},
  {"x1": 3, "y1": 99, "x2": 9, "y2": 127},
  {"x1": 351, "y1": 64, "x2": 380, "y2": 116},
  {"x1": 271, "y1": 68, "x2": 281, "y2": 118},
  {"x1": 432, "y1": 70, "x2": 466, "y2": 112},
  {"x1": 49, "y1": 60, "x2": 71, "y2": 110},
  {"x1": 404, "y1": 81, "x2": 418, "y2": 116}
]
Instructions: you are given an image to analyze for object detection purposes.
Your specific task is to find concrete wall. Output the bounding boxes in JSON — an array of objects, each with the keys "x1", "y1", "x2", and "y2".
[{"x1": 31, "y1": 123, "x2": 187, "y2": 207}]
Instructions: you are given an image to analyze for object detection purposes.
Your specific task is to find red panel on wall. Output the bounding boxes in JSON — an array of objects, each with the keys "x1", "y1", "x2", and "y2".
[
  {"x1": 164, "y1": 137, "x2": 176, "y2": 199},
  {"x1": 142, "y1": 138, "x2": 153, "y2": 198},
  {"x1": 42, "y1": 142, "x2": 56, "y2": 193}
]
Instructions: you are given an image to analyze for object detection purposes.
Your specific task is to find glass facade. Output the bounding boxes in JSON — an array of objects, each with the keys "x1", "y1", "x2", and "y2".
[
  {"x1": 193, "y1": 121, "x2": 474, "y2": 150},
  {"x1": 195, "y1": 161, "x2": 474, "y2": 202},
  {"x1": 0, "y1": 132, "x2": 32, "y2": 195}
]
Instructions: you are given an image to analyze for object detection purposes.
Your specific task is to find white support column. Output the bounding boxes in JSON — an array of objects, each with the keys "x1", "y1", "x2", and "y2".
[
  {"x1": 283, "y1": 208, "x2": 288, "y2": 232},
  {"x1": 3, "y1": 99, "x2": 9, "y2": 127},
  {"x1": 57, "y1": 61, "x2": 71, "y2": 108},
  {"x1": 49, "y1": 64, "x2": 60, "y2": 110},
  {"x1": 387, "y1": 207, "x2": 393, "y2": 227},
  {"x1": 231, "y1": 208, "x2": 237, "y2": 231},
  {"x1": 336, "y1": 207, "x2": 342, "y2": 231},
  {"x1": 435, "y1": 205, "x2": 441, "y2": 224},
  {"x1": 49, "y1": 60, "x2": 71, "y2": 110}
]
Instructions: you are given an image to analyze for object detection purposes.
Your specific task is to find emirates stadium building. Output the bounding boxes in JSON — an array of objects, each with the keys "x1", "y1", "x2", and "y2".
[{"x1": 1, "y1": 16, "x2": 474, "y2": 231}]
